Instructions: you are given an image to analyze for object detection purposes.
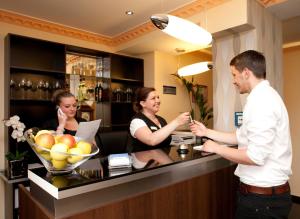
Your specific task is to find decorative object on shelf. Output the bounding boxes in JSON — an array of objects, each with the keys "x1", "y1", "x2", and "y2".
[
  {"x1": 178, "y1": 61, "x2": 213, "y2": 77},
  {"x1": 3, "y1": 115, "x2": 28, "y2": 179},
  {"x1": 172, "y1": 74, "x2": 213, "y2": 126},
  {"x1": 150, "y1": 14, "x2": 212, "y2": 46}
]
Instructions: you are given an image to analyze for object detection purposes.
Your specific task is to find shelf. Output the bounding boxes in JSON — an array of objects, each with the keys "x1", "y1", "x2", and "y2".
[
  {"x1": 111, "y1": 77, "x2": 143, "y2": 83},
  {"x1": 111, "y1": 101, "x2": 132, "y2": 104},
  {"x1": 66, "y1": 73, "x2": 110, "y2": 81},
  {"x1": 10, "y1": 99, "x2": 52, "y2": 103},
  {"x1": 11, "y1": 66, "x2": 66, "y2": 75}
]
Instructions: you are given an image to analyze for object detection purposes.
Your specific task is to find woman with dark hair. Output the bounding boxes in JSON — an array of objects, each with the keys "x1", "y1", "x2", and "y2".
[
  {"x1": 129, "y1": 87, "x2": 190, "y2": 168},
  {"x1": 43, "y1": 89, "x2": 86, "y2": 135}
]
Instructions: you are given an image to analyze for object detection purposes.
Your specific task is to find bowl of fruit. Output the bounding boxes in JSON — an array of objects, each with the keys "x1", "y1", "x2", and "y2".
[{"x1": 24, "y1": 128, "x2": 99, "y2": 175}]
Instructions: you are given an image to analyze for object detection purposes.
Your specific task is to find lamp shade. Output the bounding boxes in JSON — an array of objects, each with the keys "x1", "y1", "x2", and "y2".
[
  {"x1": 150, "y1": 14, "x2": 212, "y2": 46},
  {"x1": 178, "y1": 62, "x2": 212, "y2": 77}
]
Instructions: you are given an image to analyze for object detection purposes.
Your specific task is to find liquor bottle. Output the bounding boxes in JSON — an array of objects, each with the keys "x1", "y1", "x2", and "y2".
[
  {"x1": 78, "y1": 78, "x2": 86, "y2": 102},
  {"x1": 94, "y1": 81, "x2": 99, "y2": 102},
  {"x1": 98, "y1": 81, "x2": 103, "y2": 102}
]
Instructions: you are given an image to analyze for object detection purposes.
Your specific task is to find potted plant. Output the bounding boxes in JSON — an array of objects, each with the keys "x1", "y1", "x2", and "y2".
[
  {"x1": 3, "y1": 115, "x2": 28, "y2": 179},
  {"x1": 172, "y1": 74, "x2": 213, "y2": 126}
]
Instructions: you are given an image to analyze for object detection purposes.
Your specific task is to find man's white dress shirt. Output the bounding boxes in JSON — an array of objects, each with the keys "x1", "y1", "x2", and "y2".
[{"x1": 235, "y1": 80, "x2": 292, "y2": 187}]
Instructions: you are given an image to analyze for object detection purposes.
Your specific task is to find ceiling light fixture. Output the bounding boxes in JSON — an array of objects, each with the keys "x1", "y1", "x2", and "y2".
[
  {"x1": 178, "y1": 61, "x2": 213, "y2": 77},
  {"x1": 125, "y1": 11, "x2": 134, "y2": 15},
  {"x1": 150, "y1": 14, "x2": 212, "y2": 46}
]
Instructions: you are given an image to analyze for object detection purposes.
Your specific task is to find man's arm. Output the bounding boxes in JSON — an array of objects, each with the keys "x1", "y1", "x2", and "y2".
[
  {"x1": 203, "y1": 140, "x2": 257, "y2": 165},
  {"x1": 190, "y1": 121, "x2": 238, "y2": 145}
]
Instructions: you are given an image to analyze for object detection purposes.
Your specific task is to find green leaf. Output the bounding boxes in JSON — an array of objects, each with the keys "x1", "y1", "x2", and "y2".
[
  {"x1": 5, "y1": 150, "x2": 28, "y2": 161},
  {"x1": 171, "y1": 73, "x2": 213, "y2": 126}
]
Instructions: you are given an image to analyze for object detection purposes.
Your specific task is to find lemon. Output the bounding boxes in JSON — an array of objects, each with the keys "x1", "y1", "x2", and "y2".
[
  {"x1": 67, "y1": 148, "x2": 83, "y2": 164},
  {"x1": 34, "y1": 130, "x2": 52, "y2": 141},
  {"x1": 76, "y1": 141, "x2": 92, "y2": 154},
  {"x1": 40, "y1": 151, "x2": 51, "y2": 161},
  {"x1": 52, "y1": 159, "x2": 67, "y2": 170},
  {"x1": 50, "y1": 143, "x2": 68, "y2": 160}
]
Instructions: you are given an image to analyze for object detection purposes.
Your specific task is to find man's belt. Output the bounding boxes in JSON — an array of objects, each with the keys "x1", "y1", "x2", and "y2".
[{"x1": 239, "y1": 181, "x2": 290, "y2": 195}]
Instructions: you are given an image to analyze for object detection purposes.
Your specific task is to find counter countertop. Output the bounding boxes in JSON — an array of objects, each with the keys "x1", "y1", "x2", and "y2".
[{"x1": 28, "y1": 144, "x2": 220, "y2": 199}]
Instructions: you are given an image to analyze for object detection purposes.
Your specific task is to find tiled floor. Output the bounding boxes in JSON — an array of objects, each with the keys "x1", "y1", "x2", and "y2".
[{"x1": 289, "y1": 203, "x2": 300, "y2": 219}]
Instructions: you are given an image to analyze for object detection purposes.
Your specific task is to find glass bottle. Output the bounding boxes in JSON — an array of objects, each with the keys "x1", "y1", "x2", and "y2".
[
  {"x1": 94, "y1": 81, "x2": 99, "y2": 102},
  {"x1": 98, "y1": 81, "x2": 103, "y2": 102},
  {"x1": 78, "y1": 78, "x2": 87, "y2": 102}
]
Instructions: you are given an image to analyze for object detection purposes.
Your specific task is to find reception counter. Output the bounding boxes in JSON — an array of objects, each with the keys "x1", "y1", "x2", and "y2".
[{"x1": 19, "y1": 144, "x2": 238, "y2": 219}]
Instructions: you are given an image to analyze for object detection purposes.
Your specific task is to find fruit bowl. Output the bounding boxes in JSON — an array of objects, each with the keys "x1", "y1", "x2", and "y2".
[{"x1": 24, "y1": 127, "x2": 99, "y2": 175}]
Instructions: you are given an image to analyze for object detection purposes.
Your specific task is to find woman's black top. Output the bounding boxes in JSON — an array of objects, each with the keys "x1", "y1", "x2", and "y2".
[
  {"x1": 42, "y1": 117, "x2": 86, "y2": 136},
  {"x1": 129, "y1": 112, "x2": 172, "y2": 152}
]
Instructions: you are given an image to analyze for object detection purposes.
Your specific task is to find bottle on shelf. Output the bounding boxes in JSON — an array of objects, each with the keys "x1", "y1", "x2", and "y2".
[
  {"x1": 78, "y1": 77, "x2": 87, "y2": 102},
  {"x1": 94, "y1": 81, "x2": 103, "y2": 102},
  {"x1": 98, "y1": 81, "x2": 103, "y2": 102},
  {"x1": 94, "y1": 81, "x2": 99, "y2": 101}
]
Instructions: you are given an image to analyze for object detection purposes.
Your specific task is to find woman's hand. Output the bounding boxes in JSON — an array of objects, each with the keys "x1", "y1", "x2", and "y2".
[
  {"x1": 175, "y1": 112, "x2": 190, "y2": 126},
  {"x1": 57, "y1": 108, "x2": 67, "y2": 129},
  {"x1": 190, "y1": 120, "x2": 208, "y2": 137}
]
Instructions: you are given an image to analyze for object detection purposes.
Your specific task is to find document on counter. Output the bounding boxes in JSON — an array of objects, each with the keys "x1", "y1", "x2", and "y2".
[{"x1": 75, "y1": 119, "x2": 101, "y2": 142}]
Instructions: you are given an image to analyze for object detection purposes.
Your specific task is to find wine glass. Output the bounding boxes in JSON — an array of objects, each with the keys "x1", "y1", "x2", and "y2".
[
  {"x1": 18, "y1": 78, "x2": 26, "y2": 89},
  {"x1": 25, "y1": 79, "x2": 32, "y2": 90},
  {"x1": 24, "y1": 79, "x2": 33, "y2": 99},
  {"x1": 44, "y1": 81, "x2": 50, "y2": 100},
  {"x1": 10, "y1": 79, "x2": 16, "y2": 98},
  {"x1": 54, "y1": 81, "x2": 61, "y2": 90},
  {"x1": 37, "y1": 80, "x2": 45, "y2": 99},
  {"x1": 10, "y1": 79, "x2": 16, "y2": 88},
  {"x1": 18, "y1": 78, "x2": 26, "y2": 99}
]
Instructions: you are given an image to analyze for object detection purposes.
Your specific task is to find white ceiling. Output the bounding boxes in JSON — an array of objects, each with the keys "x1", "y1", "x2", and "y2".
[
  {"x1": 0, "y1": 0, "x2": 196, "y2": 37},
  {"x1": 0, "y1": 0, "x2": 300, "y2": 54}
]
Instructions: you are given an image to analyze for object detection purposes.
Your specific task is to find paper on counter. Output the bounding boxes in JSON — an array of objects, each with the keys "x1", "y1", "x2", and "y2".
[
  {"x1": 108, "y1": 153, "x2": 132, "y2": 169},
  {"x1": 75, "y1": 119, "x2": 101, "y2": 142}
]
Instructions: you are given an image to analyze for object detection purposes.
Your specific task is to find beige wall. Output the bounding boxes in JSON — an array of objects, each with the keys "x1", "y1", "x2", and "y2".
[
  {"x1": 140, "y1": 50, "x2": 212, "y2": 128},
  {"x1": 283, "y1": 46, "x2": 300, "y2": 196},
  {"x1": 212, "y1": 0, "x2": 283, "y2": 132}
]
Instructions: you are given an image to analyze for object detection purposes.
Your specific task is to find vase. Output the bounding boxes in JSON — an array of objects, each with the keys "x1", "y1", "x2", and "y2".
[{"x1": 8, "y1": 158, "x2": 28, "y2": 179}]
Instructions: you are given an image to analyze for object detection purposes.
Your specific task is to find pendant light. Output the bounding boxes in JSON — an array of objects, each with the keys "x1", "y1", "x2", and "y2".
[
  {"x1": 150, "y1": 14, "x2": 212, "y2": 46},
  {"x1": 178, "y1": 61, "x2": 212, "y2": 77}
]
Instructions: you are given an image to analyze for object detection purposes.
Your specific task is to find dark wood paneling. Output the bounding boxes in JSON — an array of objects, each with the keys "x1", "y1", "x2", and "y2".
[{"x1": 19, "y1": 185, "x2": 54, "y2": 219}]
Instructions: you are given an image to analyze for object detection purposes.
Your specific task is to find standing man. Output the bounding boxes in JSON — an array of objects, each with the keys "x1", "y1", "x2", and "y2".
[{"x1": 190, "y1": 50, "x2": 292, "y2": 219}]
